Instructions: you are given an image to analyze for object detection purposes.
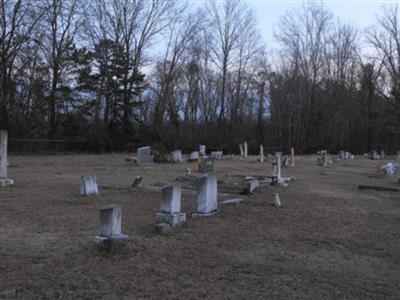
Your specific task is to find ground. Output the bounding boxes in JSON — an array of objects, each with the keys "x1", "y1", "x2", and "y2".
[{"x1": 0, "y1": 154, "x2": 399, "y2": 299}]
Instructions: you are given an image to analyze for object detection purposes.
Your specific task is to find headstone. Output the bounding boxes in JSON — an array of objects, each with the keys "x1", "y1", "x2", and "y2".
[
  {"x1": 156, "y1": 184, "x2": 186, "y2": 226},
  {"x1": 199, "y1": 157, "x2": 214, "y2": 173},
  {"x1": 274, "y1": 193, "x2": 282, "y2": 207},
  {"x1": 0, "y1": 130, "x2": 13, "y2": 187},
  {"x1": 239, "y1": 144, "x2": 244, "y2": 156},
  {"x1": 199, "y1": 145, "x2": 206, "y2": 156},
  {"x1": 244, "y1": 141, "x2": 248, "y2": 157},
  {"x1": 382, "y1": 162, "x2": 395, "y2": 176},
  {"x1": 188, "y1": 151, "x2": 200, "y2": 162},
  {"x1": 290, "y1": 147, "x2": 295, "y2": 167},
  {"x1": 242, "y1": 179, "x2": 260, "y2": 194},
  {"x1": 339, "y1": 150, "x2": 345, "y2": 160},
  {"x1": 272, "y1": 153, "x2": 282, "y2": 183},
  {"x1": 259, "y1": 145, "x2": 264, "y2": 163},
  {"x1": 137, "y1": 146, "x2": 152, "y2": 166},
  {"x1": 80, "y1": 175, "x2": 99, "y2": 196},
  {"x1": 210, "y1": 151, "x2": 223, "y2": 160},
  {"x1": 186, "y1": 168, "x2": 191, "y2": 176},
  {"x1": 171, "y1": 150, "x2": 183, "y2": 163},
  {"x1": 95, "y1": 203, "x2": 128, "y2": 247},
  {"x1": 194, "y1": 174, "x2": 218, "y2": 215},
  {"x1": 380, "y1": 150, "x2": 385, "y2": 159}
]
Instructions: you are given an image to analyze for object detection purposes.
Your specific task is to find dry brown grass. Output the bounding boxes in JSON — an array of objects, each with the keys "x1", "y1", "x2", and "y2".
[{"x1": 0, "y1": 154, "x2": 399, "y2": 299}]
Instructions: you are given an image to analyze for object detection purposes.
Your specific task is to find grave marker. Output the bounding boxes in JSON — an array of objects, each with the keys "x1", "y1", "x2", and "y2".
[
  {"x1": 244, "y1": 141, "x2": 248, "y2": 157},
  {"x1": 80, "y1": 175, "x2": 99, "y2": 196},
  {"x1": 137, "y1": 146, "x2": 152, "y2": 166},
  {"x1": 95, "y1": 203, "x2": 128, "y2": 247},
  {"x1": 259, "y1": 145, "x2": 264, "y2": 162},
  {"x1": 199, "y1": 145, "x2": 206, "y2": 156},
  {"x1": 290, "y1": 147, "x2": 295, "y2": 167},
  {"x1": 193, "y1": 174, "x2": 218, "y2": 216},
  {"x1": 0, "y1": 130, "x2": 13, "y2": 187},
  {"x1": 156, "y1": 184, "x2": 186, "y2": 226},
  {"x1": 239, "y1": 144, "x2": 244, "y2": 156},
  {"x1": 171, "y1": 150, "x2": 183, "y2": 163}
]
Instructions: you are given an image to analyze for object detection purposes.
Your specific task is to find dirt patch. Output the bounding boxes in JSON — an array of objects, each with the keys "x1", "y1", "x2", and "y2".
[{"x1": 0, "y1": 154, "x2": 399, "y2": 299}]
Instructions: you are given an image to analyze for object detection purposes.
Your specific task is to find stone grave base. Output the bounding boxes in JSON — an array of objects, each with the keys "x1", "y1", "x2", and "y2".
[
  {"x1": 0, "y1": 178, "x2": 14, "y2": 187},
  {"x1": 156, "y1": 212, "x2": 186, "y2": 226},
  {"x1": 95, "y1": 234, "x2": 128, "y2": 249},
  {"x1": 192, "y1": 209, "x2": 220, "y2": 218}
]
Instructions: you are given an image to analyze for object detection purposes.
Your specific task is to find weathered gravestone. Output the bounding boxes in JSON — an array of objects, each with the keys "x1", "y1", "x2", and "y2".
[
  {"x1": 137, "y1": 146, "x2": 152, "y2": 166},
  {"x1": 380, "y1": 150, "x2": 386, "y2": 159},
  {"x1": 171, "y1": 150, "x2": 183, "y2": 163},
  {"x1": 193, "y1": 175, "x2": 218, "y2": 216},
  {"x1": 199, "y1": 157, "x2": 214, "y2": 173},
  {"x1": 239, "y1": 144, "x2": 244, "y2": 156},
  {"x1": 188, "y1": 151, "x2": 200, "y2": 162},
  {"x1": 80, "y1": 175, "x2": 99, "y2": 196},
  {"x1": 210, "y1": 151, "x2": 223, "y2": 160},
  {"x1": 199, "y1": 145, "x2": 206, "y2": 156},
  {"x1": 242, "y1": 179, "x2": 260, "y2": 194},
  {"x1": 382, "y1": 162, "x2": 395, "y2": 176},
  {"x1": 274, "y1": 193, "x2": 282, "y2": 207},
  {"x1": 244, "y1": 141, "x2": 248, "y2": 157},
  {"x1": 0, "y1": 130, "x2": 13, "y2": 187},
  {"x1": 95, "y1": 203, "x2": 128, "y2": 248},
  {"x1": 259, "y1": 145, "x2": 264, "y2": 162},
  {"x1": 156, "y1": 184, "x2": 186, "y2": 226},
  {"x1": 290, "y1": 147, "x2": 295, "y2": 167},
  {"x1": 271, "y1": 153, "x2": 282, "y2": 184}
]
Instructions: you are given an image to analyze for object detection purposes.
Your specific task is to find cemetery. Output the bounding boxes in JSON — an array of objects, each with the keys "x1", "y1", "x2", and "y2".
[{"x1": 1, "y1": 141, "x2": 399, "y2": 298}]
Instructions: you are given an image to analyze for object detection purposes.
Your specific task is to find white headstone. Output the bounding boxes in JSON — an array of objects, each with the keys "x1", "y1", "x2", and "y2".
[
  {"x1": 274, "y1": 193, "x2": 281, "y2": 207},
  {"x1": 239, "y1": 144, "x2": 244, "y2": 156},
  {"x1": 160, "y1": 185, "x2": 181, "y2": 213},
  {"x1": 199, "y1": 145, "x2": 206, "y2": 156},
  {"x1": 99, "y1": 203, "x2": 122, "y2": 237},
  {"x1": 80, "y1": 175, "x2": 99, "y2": 196},
  {"x1": 290, "y1": 147, "x2": 295, "y2": 167},
  {"x1": 272, "y1": 153, "x2": 282, "y2": 182},
  {"x1": 137, "y1": 146, "x2": 152, "y2": 166},
  {"x1": 260, "y1": 145, "x2": 264, "y2": 162},
  {"x1": 210, "y1": 151, "x2": 223, "y2": 160},
  {"x1": 189, "y1": 151, "x2": 199, "y2": 161},
  {"x1": 196, "y1": 175, "x2": 218, "y2": 214},
  {"x1": 171, "y1": 150, "x2": 183, "y2": 163},
  {"x1": 0, "y1": 130, "x2": 8, "y2": 179},
  {"x1": 0, "y1": 130, "x2": 13, "y2": 186},
  {"x1": 244, "y1": 141, "x2": 248, "y2": 157},
  {"x1": 382, "y1": 162, "x2": 395, "y2": 176}
]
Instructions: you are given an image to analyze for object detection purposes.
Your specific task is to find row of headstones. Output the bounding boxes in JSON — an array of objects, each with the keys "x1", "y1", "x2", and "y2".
[
  {"x1": 0, "y1": 131, "x2": 14, "y2": 187},
  {"x1": 95, "y1": 174, "x2": 219, "y2": 246},
  {"x1": 137, "y1": 145, "x2": 221, "y2": 165}
]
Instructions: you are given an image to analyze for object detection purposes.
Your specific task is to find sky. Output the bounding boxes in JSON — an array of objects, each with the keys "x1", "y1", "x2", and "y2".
[{"x1": 192, "y1": 0, "x2": 398, "y2": 49}]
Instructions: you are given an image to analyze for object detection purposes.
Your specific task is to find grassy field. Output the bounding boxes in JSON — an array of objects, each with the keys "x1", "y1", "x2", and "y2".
[{"x1": 0, "y1": 154, "x2": 399, "y2": 299}]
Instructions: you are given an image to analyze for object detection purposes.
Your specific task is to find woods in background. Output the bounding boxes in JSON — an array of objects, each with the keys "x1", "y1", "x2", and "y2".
[{"x1": 0, "y1": 0, "x2": 399, "y2": 153}]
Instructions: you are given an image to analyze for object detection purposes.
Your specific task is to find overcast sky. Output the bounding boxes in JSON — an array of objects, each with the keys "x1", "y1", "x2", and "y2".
[{"x1": 192, "y1": 0, "x2": 396, "y2": 49}]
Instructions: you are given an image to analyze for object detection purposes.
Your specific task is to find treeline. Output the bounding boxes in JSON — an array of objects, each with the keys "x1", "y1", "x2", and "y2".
[{"x1": 1, "y1": 0, "x2": 399, "y2": 154}]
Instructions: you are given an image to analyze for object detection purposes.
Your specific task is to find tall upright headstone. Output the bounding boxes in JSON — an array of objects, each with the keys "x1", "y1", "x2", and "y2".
[
  {"x1": 194, "y1": 174, "x2": 218, "y2": 215},
  {"x1": 239, "y1": 144, "x2": 244, "y2": 156},
  {"x1": 188, "y1": 151, "x2": 200, "y2": 162},
  {"x1": 80, "y1": 175, "x2": 99, "y2": 196},
  {"x1": 95, "y1": 203, "x2": 128, "y2": 247},
  {"x1": 137, "y1": 146, "x2": 152, "y2": 166},
  {"x1": 199, "y1": 145, "x2": 206, "y2": 156},
  {"x1": 272, "y1": 153, "x2": 282, "y2": 183},
  {"x1": 0, "y1": 130, "x2": 13, "y2": 187},
  {"x1": 259, "y1": 145, "x2": 264, "y2": 162},
  {"x1": 156, "y1": 184, "x2": 186, "y2": 226},
  {"x1": 290, "y1": 147, "x2": 295, "y2": 167},
  {"x1": 323, "y1": 150, "x2": 328, "y2": 167},
  {"x1": 244, "y1": 141, "x2": 248, "y2": 157}
]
